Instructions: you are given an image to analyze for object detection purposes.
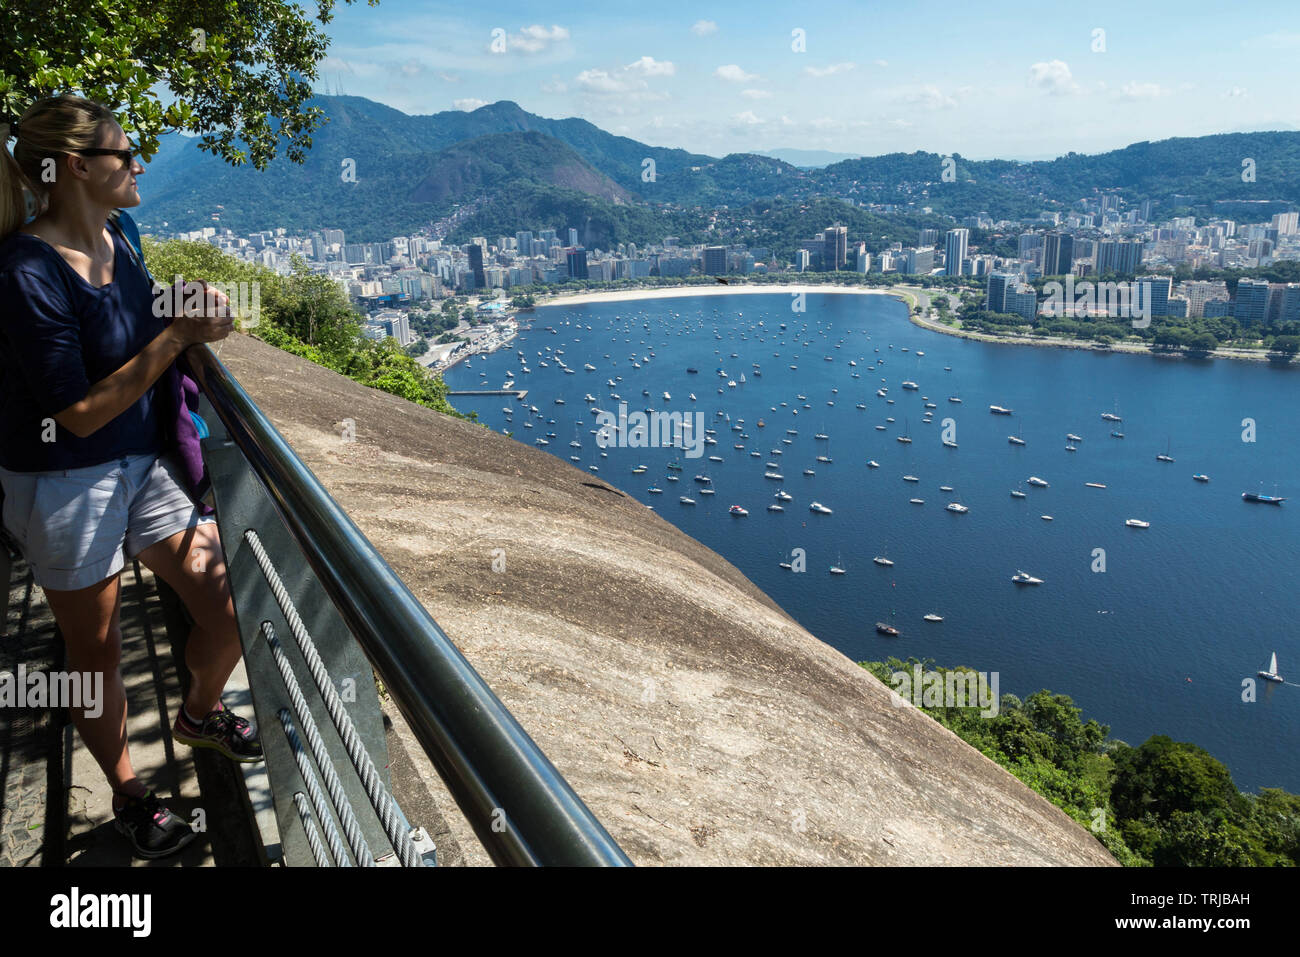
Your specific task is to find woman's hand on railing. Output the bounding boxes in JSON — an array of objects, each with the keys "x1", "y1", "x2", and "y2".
[{"x1": 165, "y1": 279, "x2": 235, "y2": 346}]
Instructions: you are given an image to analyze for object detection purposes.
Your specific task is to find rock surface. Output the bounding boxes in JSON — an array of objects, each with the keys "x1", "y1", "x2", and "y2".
[{"x1": 213, "y1": 332, "x2": 1116, "y2": 866}]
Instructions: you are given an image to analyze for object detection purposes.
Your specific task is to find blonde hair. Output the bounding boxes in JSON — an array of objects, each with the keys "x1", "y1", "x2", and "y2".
[{"x1": 1, "y1": 95, "x2": 118, "y2": 239}]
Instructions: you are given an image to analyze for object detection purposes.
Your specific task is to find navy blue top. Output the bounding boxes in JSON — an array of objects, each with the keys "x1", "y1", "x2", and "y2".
[{"x1": 0, "y1": 224, "x2": 164, "y2": 471}]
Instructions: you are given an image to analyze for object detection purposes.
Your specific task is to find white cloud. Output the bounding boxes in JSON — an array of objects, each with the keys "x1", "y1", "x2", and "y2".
[
  {"x1": 873, "y1": 59, "x2": 889, "y2": 68},
  {"x1": 715, "y1": 64, "x2": 758, "y2": 83},
  {"x1": 805, "y1": 62, "x2": 855, "y2": 77},
  {"x1": 626, "y1": 56, "x2": 675, "y2": 77},
  {"x1": 508, "y1": 24, "x2": 571, "y2": 54},
  {"x1": 575, "y1": 69, "x2": 630, "y2": 94},
  {"x1": 733, "y1": 110, "x2": 762, "y2": 125},
  {"x1": 741, "y1": 88, "x2": 772, "y2": 99},
  {"x1": 1028, "y1": 60, "x2": 1080, "y2": 95},
  {"x1": 901, "y1": 84, "x2": 959, "y2": 110},
  {"x1": 692, "y1": 20, "x2": 718, "y2": 36},
  {"x1": 1226, "y1": 86, "x2": 1248, "y2": 98},
  {"x1": 437, "y1": 72, "x2": 460, "y2": 83},
  {"x1": 453, "y1": 98, "x2": 487, "y2": 111},
  {"x1": 1117, "y1": 81, "x2": 1167, "y2": 100}
]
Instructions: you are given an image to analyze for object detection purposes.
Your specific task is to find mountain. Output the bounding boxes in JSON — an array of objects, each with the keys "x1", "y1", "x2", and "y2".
[{"x1": 135, "y1": 94, "x2": 1300, "y2": 241}]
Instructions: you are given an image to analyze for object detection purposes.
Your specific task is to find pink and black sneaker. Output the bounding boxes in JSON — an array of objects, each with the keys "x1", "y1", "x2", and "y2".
[
  {"x1": 173, "y1": 702, "x2": 263, "y2": 763},
  {"x1": 113, "y1": 790, "x2": 198, "y2": 859}
]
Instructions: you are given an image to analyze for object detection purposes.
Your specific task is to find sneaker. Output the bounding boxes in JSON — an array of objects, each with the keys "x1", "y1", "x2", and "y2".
[
  {"x1": 173, "y1": 703, "x2": 263, "y2": 763},
  {"x1": 113, "y1": 790, "x2": 198, "y2": 859}
]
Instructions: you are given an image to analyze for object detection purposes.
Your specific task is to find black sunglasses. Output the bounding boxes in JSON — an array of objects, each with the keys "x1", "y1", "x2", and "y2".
[{"x1": 74, "y1": 147, "x2": 138, "y2": 168}]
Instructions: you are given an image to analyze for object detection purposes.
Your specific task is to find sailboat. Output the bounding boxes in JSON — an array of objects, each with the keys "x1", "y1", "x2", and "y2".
[
  {"x1": 1009, "y1": 423, "x2": 1026, "y2": 446},
  {"x1": 875, "y1": 609, "x2": 900, "y2": 636},
  {"x1": 829, "y1": 553, "x2": 846, "y2": 575},
  {"x1": 1156, "y1": 438, "x2": 1174, "y2": 463},
  {"x1": 897, "y1": 418, "x2": 912, "y2": 444},
  {"x1": 1257, "y1": 652, "x2": 1284, "y2": 684}
]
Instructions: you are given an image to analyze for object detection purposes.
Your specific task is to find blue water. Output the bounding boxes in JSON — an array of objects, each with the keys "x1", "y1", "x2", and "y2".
[{"x1": 445, "y1": 293, "x2": 1300, "y2": 794}]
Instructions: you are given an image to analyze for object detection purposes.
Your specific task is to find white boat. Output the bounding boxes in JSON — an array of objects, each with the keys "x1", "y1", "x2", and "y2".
[
  {"x1": 923, "y1": 613, "x2": 943, "y2": 622},
  {"x1": 945, "y1": 503, "x2": 969, "y2": 513},
  {"x1": 1125, "y1": 518, "x2": 1150, "y2": 528},
  {"x1": 1027, "y1": 476, "x2": 1048, "y2": 487},
  {"x1": 939, "y1": 486, "x2": 953, "y2": 492},
  {"x1": 775, "y1": 491, "x2": 793, "y2": 501},
  {"x1": 867, "y1": 460, "x2": 880, "y2": 469},
  {"x1": 989, "y1": 405, "x2": 1014, "y2": 415},
  {"x1": 903, "y1": 475, "x2": 919, "y2": 483},
  {"x1": 1010, "y1": 489, "x2": 1026, "y2": 498},
  {"x1": 1193, "y1": 474, "x2": 1209, "y2": 482},
  {"x1": 1085, "y1": 482, "x2": 1106, "y2": 489},
  {"x1": 584, "y1": 363, "x2": 597, "y2": 371},
  {"x1": 910, "y1": 498, "x2": 924, "y2": 504},
  {"x1": 764, "y1": 472, "x2": 785, "y2": 480},
  {"x1": 1066, "y1": 433, "x2": 1083, "y2": 442},
  {"x1": 1258, "y1": 652, "x2": 1284, "y2": 684},
  {"x1": 873, "y1": 556, "x2": 894, "y2": 567},
  {"x1": 1012, "y1": 571, "x2": 1043, "y2": 585},
  {"x1": 768, "y1": 504, "x2": 785, "y2": 512},
  {"x1": 729, "y1": 505, "x2": 749, "y2": 516},
  {"x1": 809, "y1": 502, "x2": 833, "y2": 514},
  {"x1": 679, "y1": 496, "x2": 695, "y2": 505},
  {"x1": 1040, "y1": 515, "x2": 1053, "y2": 521}
]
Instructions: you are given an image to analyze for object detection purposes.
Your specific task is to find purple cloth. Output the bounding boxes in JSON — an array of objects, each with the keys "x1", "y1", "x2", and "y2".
[{"x1": 167, "y1": 354, "x2": 214, "y2": 515}]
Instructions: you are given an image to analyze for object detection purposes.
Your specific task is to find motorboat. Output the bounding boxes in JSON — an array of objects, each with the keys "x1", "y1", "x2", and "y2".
[{"x1": 1012, "y1": 571, "x2": 1043, "y2": 585}]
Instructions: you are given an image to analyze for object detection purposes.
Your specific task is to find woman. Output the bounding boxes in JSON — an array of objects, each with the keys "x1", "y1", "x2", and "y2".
[{"x1": 0, "y1": 96, "x2": 260, "y2": 860}]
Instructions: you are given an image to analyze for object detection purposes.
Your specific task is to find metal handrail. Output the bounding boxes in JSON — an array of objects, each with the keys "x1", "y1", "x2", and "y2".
[{"x1": 185, "y1": 344, "x2": 632, "y2": 866}]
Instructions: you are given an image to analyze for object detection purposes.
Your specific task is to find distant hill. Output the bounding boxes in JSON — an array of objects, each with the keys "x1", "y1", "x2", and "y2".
[
  {"x1": 754, "y1": 148, "x2": 863, "y2": 168},
  {"x1": 135, "y1": 95, "x2": 1300, "y2": 240}
]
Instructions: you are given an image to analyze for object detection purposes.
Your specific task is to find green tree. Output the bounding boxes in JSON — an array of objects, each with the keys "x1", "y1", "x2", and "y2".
[{"x1": 2, "y1": 0, "x2": 379, "y2": 166}]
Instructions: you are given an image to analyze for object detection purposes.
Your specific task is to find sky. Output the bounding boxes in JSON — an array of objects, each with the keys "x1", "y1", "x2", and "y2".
[{"x1": 317, "y1": 0, "x2": 1300, "y2": 161}]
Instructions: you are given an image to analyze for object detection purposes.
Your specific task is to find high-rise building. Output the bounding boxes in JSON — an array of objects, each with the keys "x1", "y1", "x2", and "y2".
[
  {"x1": 1095, "y1": 239, "x2": 1144, "y2": 275},
  {"x1": 1234, "y1": 278, "x2": 1270, "y2": 324},
  {"x1": 902, "y1": 246, "x2": 935, "y2": 275},
  {"x1": 567, "y1": 228, "x2": 579, "y2": 247},
  {"x1": 702, "y1": 246, "x2": 728, "y2": 275},
  {"x1": 944, "y1": 229, "x2": 968, "y2": 276},
  {"x1": 565, "y1": 247, "x2": 589, "y2": 281},
  {"x1": 986, "y1": 272, "x2": 1017, "y2": 313},
  {"x1": 1018, "y1": 232, "x2": 1043, "y2": 259},
  {"x1": 467, "y1": 243, "x2": 486, "y2": 289},
  {"x1": 823, "y1": 225, "x2": 848, "y2": 271},
  {"x1": 854, "y1": 244, "x2": 871, "y2": 273},
  {"x1": 919, "y1": 228, "x2": 940, "y2": 246},
  {"x1": 795, "y1": 249, "x2": 810, "y2": 272},
  {"x1": 1138, "y1": 275, "x2": 1172, "y2": 317},
  {"x1": 1042, "y1": 232, "x2": 1074, "y2": 276},
  {"x1": 1006, "y1": 286, "x2": 1038, "y2": 321},
  {"x1": 1271, "y1": 211, "x2": 1299, "y2": 236}
]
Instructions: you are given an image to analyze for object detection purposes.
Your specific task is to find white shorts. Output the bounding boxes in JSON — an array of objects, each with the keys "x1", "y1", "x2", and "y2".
[{"x1": 0, "y1": 452, "x2": 215, "y2": 592}]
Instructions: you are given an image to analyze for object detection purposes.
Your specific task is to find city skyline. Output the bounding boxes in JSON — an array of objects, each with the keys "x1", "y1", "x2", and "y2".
[{"x1": 315, "y1": 0, "x2": 1300, "y2": 161}]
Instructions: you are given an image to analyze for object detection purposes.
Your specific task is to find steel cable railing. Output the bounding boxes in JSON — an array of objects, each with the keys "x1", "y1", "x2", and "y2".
[{"x1": 185, "y1": 344, "x2": 631, "y2": 866}]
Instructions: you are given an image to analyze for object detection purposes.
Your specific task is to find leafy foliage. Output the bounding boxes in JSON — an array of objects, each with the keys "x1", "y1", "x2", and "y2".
[
  {"x1": 1, "y1": 0, "x2": 378, "y2": 167},
  {"x1": 861, "y1": 657, "x2": 1300, "y2": 867},
  {"x1": 143, "y1": 238, "x2": 465, "y2": 418}
]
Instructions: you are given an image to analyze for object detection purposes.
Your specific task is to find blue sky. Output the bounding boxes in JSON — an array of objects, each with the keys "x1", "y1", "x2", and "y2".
[{"x1": 318, "y1": 0, "x2": 1300, "y2": 160}]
